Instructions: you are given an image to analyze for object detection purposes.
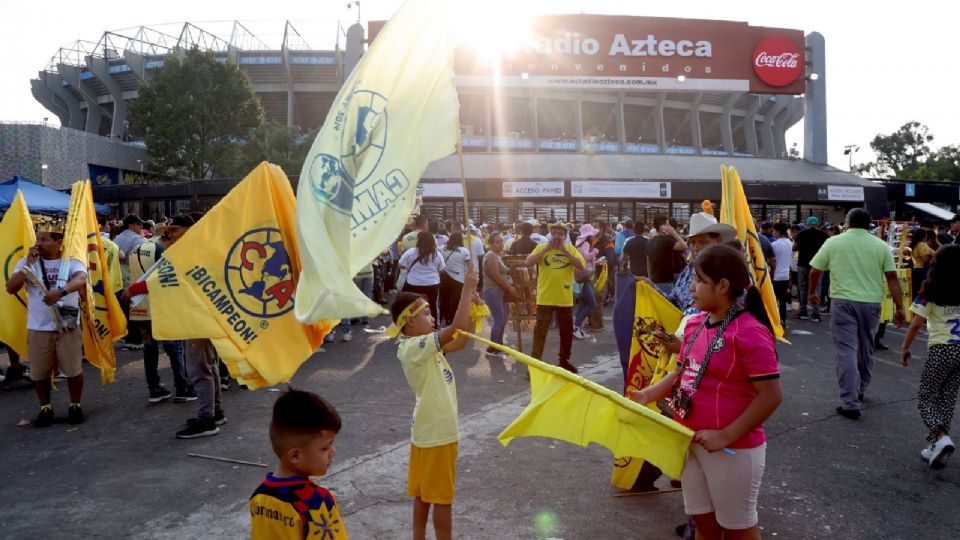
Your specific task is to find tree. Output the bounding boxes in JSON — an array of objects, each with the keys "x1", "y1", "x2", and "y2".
[
  {"x1": 856, "y1": 121, "x2": 934, "y2": 179},
  {"x1": 222, "y1": 120, "x2": 318, "y2": 178},
  {"x1": 129, "y1": 48, "x2": 263, "y2": 180}
]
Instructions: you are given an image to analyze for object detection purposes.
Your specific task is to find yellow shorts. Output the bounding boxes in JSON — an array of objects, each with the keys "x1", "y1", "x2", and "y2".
[{"x1": 407, "y1": 442, "x2": 458, "y2": 505}]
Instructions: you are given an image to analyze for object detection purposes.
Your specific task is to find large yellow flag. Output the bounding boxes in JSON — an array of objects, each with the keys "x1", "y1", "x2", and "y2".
[
  {"x1": 295, "y1": 0, "x2": 460, "y2": 321},
  {"x1": 148, "y1": 162, "x2": 335, "y2": 389},
  {"x1": 612, "y1": 281, "x2": 684, "y2": 488},
  {"x1": 0, "y1": 191, "x2": 36, "y2": 358},
  {"x1": 62, "y1": 180, "x2": 127, "y2": 383},
  {"x1": 720, "y1": 166, "x2": 785, "y2": 340},
  {"x1": 462, "y1": 333, "x2": 693, "y2": 479}
]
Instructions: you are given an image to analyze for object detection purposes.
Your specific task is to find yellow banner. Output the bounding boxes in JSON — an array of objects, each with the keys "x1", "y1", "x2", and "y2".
[
  {"x1": 881, "y1": 268, "x2": 912, "y2": 323},
  {"x1": 295, "y1": 0, "x2": 460, "y2": 322},
  {"x1": 62, "y1": 180, "x2": 127, "y2": 383},
  {"x1": 462, "y1": 332, "x2": 693, "y2": 480},
  {"x1": 612, "y1": 281, "x2": 684, "y2": 488},
  {"x1": 0, "y1": 190, "x2": 36, "y2": 358},
  {"x1": 148, "y1": 162, "x2": 335, "y2": 388},
  {"x1": 720, "y1": 166, "x2": 786, "y2": 341}
]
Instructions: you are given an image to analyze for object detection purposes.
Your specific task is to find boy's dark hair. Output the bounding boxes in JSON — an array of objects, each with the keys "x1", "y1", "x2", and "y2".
[
  {"x1": 653, "y1": 215, "x2": 669, "y2": 230},
  {"x1": 391, "y1": 291, "x2": 428, "y2": 324},
  {"x1": 773, "y1": 222, "x2": 789, "y2": 235},
  {"x1": 519, "y1": 222, "x2": 534, "y2": 236},
  {"x1": 920, "y1": 244, "x2": 960, "y2": 306},
  {"x1": 270, "y1": 388, "x2": 341, "y2": 457},
  {"x1": 694, "y1": 245, "x2": 773, "y2": 332}
]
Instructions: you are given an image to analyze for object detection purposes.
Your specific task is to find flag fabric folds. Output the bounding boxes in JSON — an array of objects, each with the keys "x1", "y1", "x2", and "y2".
[
  {"x1": 720, "y1": 165, "x2": 786, "y2": 341},
  {"x1": 62, "y1": 180, "x2": 127, "y2": 383},
  {"x1": 295, "y1": 0, "x2": 460, "y2": 322},
  {"x1": 612, "y1": 281, "x2": 684, "y2": 488},
  {"x1": 461, "y1": 332, "x2": 693, "y2": 480},
  {"x1": 147, "y1": 162, "x2": 335, "y2": 389},
  {"x1": 0, "y1": 190, "x2": 36, "y2": 359}
]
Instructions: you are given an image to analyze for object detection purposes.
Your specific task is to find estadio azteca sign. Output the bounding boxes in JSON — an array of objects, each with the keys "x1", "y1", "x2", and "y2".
[{"x1": 369, "y1": 15, "x2": 807, "y2": 94}]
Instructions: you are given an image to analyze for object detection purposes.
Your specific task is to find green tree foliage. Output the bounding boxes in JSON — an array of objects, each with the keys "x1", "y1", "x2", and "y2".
[
  {"x1": 129, "y1": 48, "x2": 263, "y2": 180},
  {"x1": 222, "y1": 120, "x2": 318, "y2": 178},
  {"x1": 857, "y1": 121, "x2": 959, "y2": 181}
]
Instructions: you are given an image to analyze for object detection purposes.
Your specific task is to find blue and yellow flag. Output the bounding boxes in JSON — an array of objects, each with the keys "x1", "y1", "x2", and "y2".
[
  {"x1": 462, "y1": 332, "x2": 693, "y2": 479},
  {"x1": 294, "y1": 0, "x2": 460, "y2": 322},
  {"x1": 720, "y1": 165, "x2": 785, "y2": 341},
  {"x1": 0, "y1": 190, "x2": 36, "y2": 359},
  {"x1": 62, "y1": 180, "x2": 127, "y2": 383},
  {"x1": 612, "y1": 281, "x2": 684, "y2": 488},
  {"x1": 147, "y1": 163, "x2": 335, "y2": 389}
]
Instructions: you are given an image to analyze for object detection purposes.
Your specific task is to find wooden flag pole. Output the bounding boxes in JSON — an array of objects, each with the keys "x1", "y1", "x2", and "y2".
[{"x1": 456, "y1": 141, "x2": 474, "y2": 262}]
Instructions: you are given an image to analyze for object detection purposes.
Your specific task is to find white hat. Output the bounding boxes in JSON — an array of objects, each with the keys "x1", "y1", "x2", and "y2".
[{"x1": 687, "y1": 212, "x2": 737, "y2": 242}]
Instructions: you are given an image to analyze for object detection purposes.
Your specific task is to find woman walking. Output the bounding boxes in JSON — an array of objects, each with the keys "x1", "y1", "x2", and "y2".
[
  {"x1": 574, "y1": 224, "x2": 600, "y2": 339},
  {"x1": 482, "y1": 233, "x2": 517, "y2": 357},
  {"x1": 399, "y1": 231, "x2": 446, "y2": 327},
  {"x1": 439, "y1": 231, "x2": 471, "y2": 325}
]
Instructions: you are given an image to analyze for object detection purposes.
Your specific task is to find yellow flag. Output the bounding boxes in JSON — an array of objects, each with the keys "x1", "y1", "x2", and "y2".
[
  {"x1": 462, "y1": 332, "x2": 693, "y2": 479},
  {"x1": 148, "y1": 162, "x2": 335, "y2": 389},
  {"x1": 295, "y1": 0, "x2": 460, "y2": 321},
  {"x1": 720, "y1": 166, "x2": 785, "y2": 340},
  {"x1": 62, "y1": 180, "x2": 127, "y2": 383},
  {"x1": 0, "y1": 190, "x2": 36, "y2": 358},
  {"x1": 612, "y1": 281, "x2": 684, "y2": 488}
]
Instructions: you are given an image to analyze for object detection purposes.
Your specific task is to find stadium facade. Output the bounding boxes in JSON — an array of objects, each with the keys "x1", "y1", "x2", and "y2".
[{"x1": 29, "y1": 16, "x2": 884, "y2": 224}]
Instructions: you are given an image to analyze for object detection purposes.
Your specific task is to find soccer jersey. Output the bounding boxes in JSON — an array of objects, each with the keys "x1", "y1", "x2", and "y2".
[
  {"x1": 249, "y1": 474, "x2": 348, "y2": 540},
  {"x1": 399, "y1": 331, "x2": 459, "y2": 447},
  {"x1": 675, "y1": 311, "x2": 779, "y2": 449},
  {"x1": 910, "y1": 298, "x2": 960, "y2": 346},
  {"x1": 531, "y1": 243, "x2": 585, "y2": 307}
]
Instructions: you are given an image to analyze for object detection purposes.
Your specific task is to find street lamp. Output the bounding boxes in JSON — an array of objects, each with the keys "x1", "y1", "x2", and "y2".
[
  {"x1": 347, "y1": 1, "x2": 361, "y2": 22},
  {"x1": 136, "y1": 159, "x2": 143, "y2": 173},
  {"x1": 843, "y1": 145, "x2": 859, "y2": 172}
]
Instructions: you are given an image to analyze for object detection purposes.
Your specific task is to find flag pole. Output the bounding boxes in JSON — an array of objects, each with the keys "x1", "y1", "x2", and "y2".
[{"x1": 456, "y1": 138, "x2": 475, "y2": 262}]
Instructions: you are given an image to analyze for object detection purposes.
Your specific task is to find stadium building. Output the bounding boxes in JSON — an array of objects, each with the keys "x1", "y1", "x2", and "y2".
[{"x1": 27, "y1": 16, "x2": 884, "y2": 224}]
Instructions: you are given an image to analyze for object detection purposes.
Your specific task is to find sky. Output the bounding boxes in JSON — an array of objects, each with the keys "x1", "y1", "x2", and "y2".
[{"x1": 2, "y1": 0, "x2": 959, "y2": 172}]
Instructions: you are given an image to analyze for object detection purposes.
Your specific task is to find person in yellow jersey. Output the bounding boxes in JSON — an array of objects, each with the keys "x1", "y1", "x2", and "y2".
[
  {"x1": 525, "y1": 222, "x2": 586, "y2": 373},
  {"x1": 249, "y1": 388, "x2": 347, "y2": 539}
]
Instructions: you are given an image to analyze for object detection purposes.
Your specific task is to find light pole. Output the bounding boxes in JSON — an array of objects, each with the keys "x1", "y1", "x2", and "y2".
[
  {"x1": 843, "y1": 145, "x2": 859, "y2": 172},
  {"x1": 347, "y1": 1, "x2": 361, "y2": 23}
]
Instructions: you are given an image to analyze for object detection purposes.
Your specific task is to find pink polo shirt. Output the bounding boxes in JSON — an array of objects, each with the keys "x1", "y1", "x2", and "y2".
[{"x1": 674, "y1": 311, "x2": 779, "y2": 449}]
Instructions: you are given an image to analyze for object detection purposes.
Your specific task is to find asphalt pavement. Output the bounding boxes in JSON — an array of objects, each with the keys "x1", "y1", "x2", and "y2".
[{"x1": 1, "y1": 302, "x2": 957, "y2": 539}]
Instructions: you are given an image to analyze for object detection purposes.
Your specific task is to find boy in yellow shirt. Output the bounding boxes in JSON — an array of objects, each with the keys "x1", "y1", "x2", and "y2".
[
  {"x1": 390, "y1": 264, "x2": 480, "y2": 540},
  {"x1": 249, "y1": 389, "x2": 348, "y2": 539}
]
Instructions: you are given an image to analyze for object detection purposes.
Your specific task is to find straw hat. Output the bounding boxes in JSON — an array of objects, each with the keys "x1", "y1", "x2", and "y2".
[{"x1": 687, "y1": 212, "x2": 736, "y2": 242}]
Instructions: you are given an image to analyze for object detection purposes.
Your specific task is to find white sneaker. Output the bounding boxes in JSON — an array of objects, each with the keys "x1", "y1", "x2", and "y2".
[
  {"x1": 342, "y1": 330, "x2": 353, "y2": 342},
  {"x1": 485, "y1": 350, "x2": 504, "y2": 359},
  {"x1": 928, "y1": 436, "x2": 955, "y2": 469},
  {"x1": 573, "y1": 327, "x2": 590, "y2": 340}
]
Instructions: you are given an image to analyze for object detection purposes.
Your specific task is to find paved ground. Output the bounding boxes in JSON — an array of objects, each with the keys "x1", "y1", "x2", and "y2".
[{"x1": 1, "y1": 302, "x2": 958, "y2": 539}]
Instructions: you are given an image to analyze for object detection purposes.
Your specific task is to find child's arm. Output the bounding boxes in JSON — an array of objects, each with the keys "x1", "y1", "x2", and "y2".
[
  {"x1": 695, "y1": 378, "x2": 783, "y2": 452},
  {"x1": 439, "y1": 264, "x2": 480, "y2": 353},
  {"x1": 629, "y1": 371, "x2": 678, "y2": 405},
  {"x1": 900, "y1": 314, "x2": 925, "y2": 366}
]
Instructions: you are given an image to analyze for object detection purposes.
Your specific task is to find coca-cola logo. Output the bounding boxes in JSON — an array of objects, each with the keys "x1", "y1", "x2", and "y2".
[{"x1": 752, "y1": 35, "x2": 804, "y2": 87}]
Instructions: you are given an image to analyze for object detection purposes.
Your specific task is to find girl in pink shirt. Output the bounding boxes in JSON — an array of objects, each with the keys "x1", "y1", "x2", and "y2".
[{"x1": 631, "y1": 245, "x2": 783, "y2": 540}]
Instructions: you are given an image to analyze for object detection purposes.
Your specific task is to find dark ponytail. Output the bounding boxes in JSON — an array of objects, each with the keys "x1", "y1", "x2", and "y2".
[
  {"x1": 694, "y1": 245, "x2": 773, "y2": 333},
  {"x1": 743, "y1": 286, "x2": 773, "y2": 333}
]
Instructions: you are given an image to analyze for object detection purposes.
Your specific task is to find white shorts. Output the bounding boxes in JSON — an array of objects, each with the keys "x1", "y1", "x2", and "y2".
[{"x1": 681, "y1": 443, "x2": 766, "y2": 530}]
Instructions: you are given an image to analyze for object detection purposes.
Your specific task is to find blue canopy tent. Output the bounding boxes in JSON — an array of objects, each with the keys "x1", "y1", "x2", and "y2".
[{"x1": 0, "y1": 176, "x2": 109, "y2": 215}]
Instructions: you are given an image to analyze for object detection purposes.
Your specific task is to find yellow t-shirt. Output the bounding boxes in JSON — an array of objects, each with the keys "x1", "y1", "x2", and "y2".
[
  {"x1": 398, "y1": 331, "x2": 459, "y2": 447},
  {"x1": 910, "y1": 299, "x2": 960, "y2": 346},
  {"x1": 531, "y1": 243, "x2": 586, "y2": 307},
  {"x1": 100, "y1": 236, "x2": 124, "y2": 297},
  {"x1": 249, "y1": 474, "x2": 348, "y2": 540}
]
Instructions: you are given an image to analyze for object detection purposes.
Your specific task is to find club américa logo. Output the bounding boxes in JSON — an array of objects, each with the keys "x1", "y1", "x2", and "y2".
[
  {"x1": 307, "y1": 88, "x2": 389, "y2": 214},
  {"x1": 224, "y1": 228, "x2": 295, "y2": 319}
]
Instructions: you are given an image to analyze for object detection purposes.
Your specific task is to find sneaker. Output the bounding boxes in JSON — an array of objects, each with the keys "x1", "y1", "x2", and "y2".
[
  {"x1": 123, "y1": 343, "x2": 144, "y2": 351},
  {"x1": 67, "y1": 403, "x2": 84, "y2": 425},
  {"x1": 0, "y1": 369, "x2": 4, "y2": 383},
  {"x1": 875, "y1": 341, "x2": 889, "y2": 351},
  {"x1": 558, "y1": 361, "x2": 579, "y2": 374},
  {"x1": 794, "y1": 311, "x2": 809, "y2": 320},
  {"x1": 928, "y1": 436, "x2": 955, "y2": 469},
  {"x1": 220, "y1": 378, "x2": 230, "y2": 391},
  {"x1": 921, "y1": 446, "x2": 934, "y2": 463},
  {"x1": 324, "y1": 332, "x2": 336, "y2": 343},
  {"x1": 174, "y1": 388, "x2": 198, "y2": 403},
  {"x1": 573, "y1": 327, "x2": 590, "y2": 340},
  {"x1": 811, "y1": 313, "x2": 822, "y2": 322},
  {"x1": 33, "y1": 405, "x2": 54, "y2": 428},
  {"x1": 4, "y1": 363, "x2": 28, "y2": 382},
  {"x1": 53, "y1": 369, "x2": 67, "y2": 380},
  {"x1": 187, "y1": 411, "x2": 227, "y2": 426},
  {"x1": 176, "y1": 419, "x2": 220, "y2": 439},
  {"x1": 820, "y1": 306, "x2": 830, "y2": 314},
  {"x1": 485, "y1": 350, "x2": 504, "y2": 359},
  {"x1": 342, "y1": 329, "x2": 353, "y2": 342},
  {"x1": 148, "y1": 387, "x2": 172, "y2": 404},
  {"x1": 836, "y1": 406, "x2": 861, "y2": 420}
]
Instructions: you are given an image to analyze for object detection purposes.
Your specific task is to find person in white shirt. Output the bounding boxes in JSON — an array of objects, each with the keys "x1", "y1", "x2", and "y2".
[
  {"x1": 770, "y1": 222, "x2": 793, "y2": 325},
  {"x1": 400, "y1": 231, "x2": 447, "y2": 327},
  {"x1": 438, "y1": 231, "x2": 473, "y2": 325}
]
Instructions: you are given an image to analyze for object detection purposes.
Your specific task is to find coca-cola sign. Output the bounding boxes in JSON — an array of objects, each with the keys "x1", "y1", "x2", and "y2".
[{"x1": 752, "y1": 35, "x2": 804, "y2": 87}]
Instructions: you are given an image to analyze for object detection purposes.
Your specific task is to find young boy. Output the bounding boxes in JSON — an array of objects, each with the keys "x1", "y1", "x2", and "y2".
[
  {"x1": 249, "y1": 389, "x2": 347, "y2": 539},
  {"x1": 390, "y1": 264, "x2": 480, "y2": 540}
]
